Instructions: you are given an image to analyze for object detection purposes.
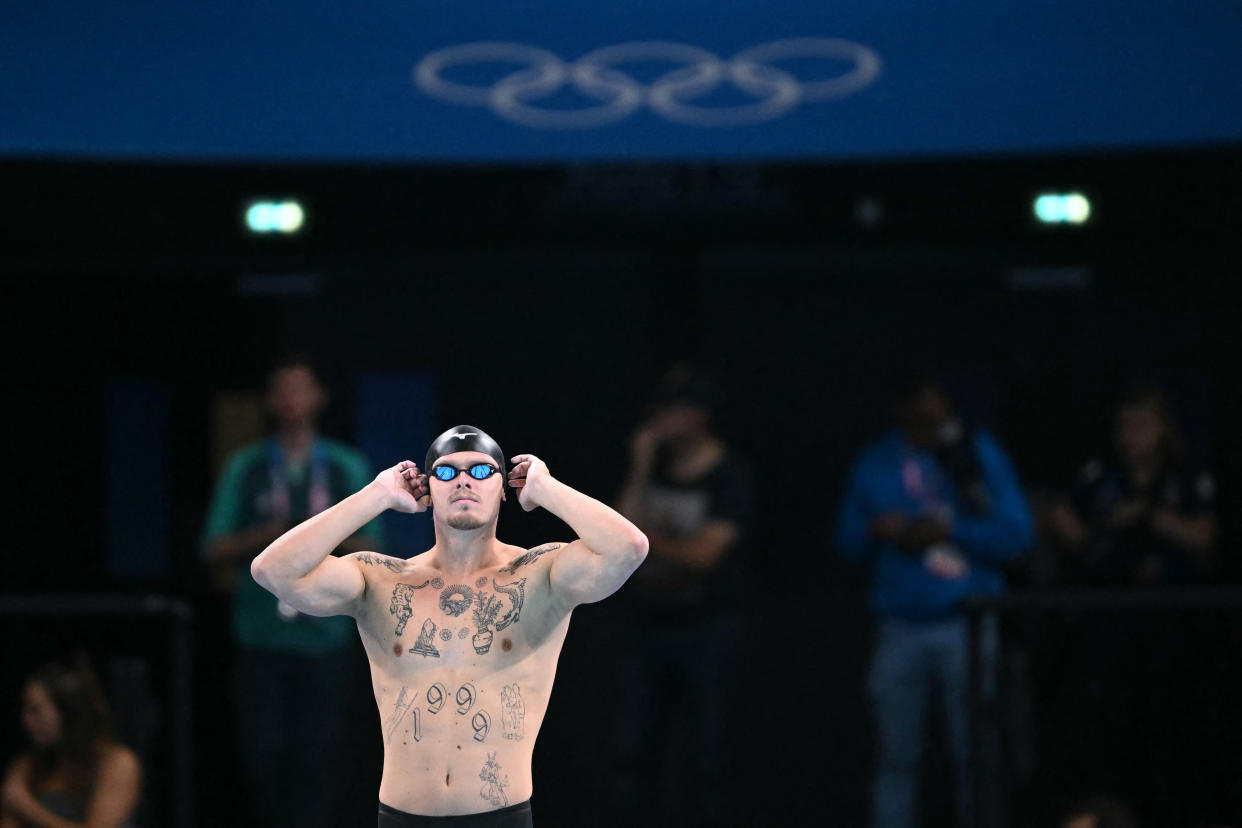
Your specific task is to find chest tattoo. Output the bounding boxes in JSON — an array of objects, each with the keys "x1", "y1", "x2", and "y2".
[{"x1": 389, "y1": 581, "x2": 431, "y2": 636}]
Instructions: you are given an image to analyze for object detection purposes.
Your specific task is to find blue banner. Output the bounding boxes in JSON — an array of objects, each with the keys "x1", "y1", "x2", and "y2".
[{"x1": 2, "y1": 1, "x2": 1240, "y2": 162}]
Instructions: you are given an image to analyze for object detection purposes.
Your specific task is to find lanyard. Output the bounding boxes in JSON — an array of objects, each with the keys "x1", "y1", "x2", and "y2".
[
  {"x1": 267, "y1": 439, "x2": 331, "y2": 521},
  {"x1": 901, "y1": 453, "x2": 947, "y2": 510}
]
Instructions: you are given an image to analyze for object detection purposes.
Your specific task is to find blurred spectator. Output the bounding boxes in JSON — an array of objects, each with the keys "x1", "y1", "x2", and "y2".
[
  {"x1": 612, "y1": 362, "x2": 754, "y2": 827},
  {"x1": 1059, "y1": 792, "x2": 1138, "y2": 828},
  {"x1": 834, "y1": 371, "x2": 1034, "y2": 828},
  {"x1": 1046, "y1": 383, "x2": 1218, "y2": 586},
  {"x1": 200, "y1": 355, "x2": 385, "y2": 828},
  {"x1": 1037, "y1": 386, "x2": 1221, "y2": 823},
  {"x1": 1, "y1": 655, "x2": 141, "y2": 828}
]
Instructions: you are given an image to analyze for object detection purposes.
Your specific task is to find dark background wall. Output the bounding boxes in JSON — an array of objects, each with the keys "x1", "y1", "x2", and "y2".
[{"x1": 1, "y1": 147, "x2": 1238, "y2": 825}]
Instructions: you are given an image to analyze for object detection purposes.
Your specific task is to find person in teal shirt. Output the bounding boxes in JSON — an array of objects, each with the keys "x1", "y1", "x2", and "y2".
[{"x1": 201, "y1": 355, "x2": 385, "y2": 828}]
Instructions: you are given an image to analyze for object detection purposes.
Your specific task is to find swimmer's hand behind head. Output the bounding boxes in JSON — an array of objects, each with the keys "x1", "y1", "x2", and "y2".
[{"x1": 374, "y1": 461, "x2": 431, "y2": 514}]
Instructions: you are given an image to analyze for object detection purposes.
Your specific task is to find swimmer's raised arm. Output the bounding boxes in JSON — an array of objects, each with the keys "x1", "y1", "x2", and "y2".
[
  {"x1": 507, "y1": 453, "x2": 648, "y2": 607},
  {"x1": 250, "y1": 461, "x2": 428, "y2": 616}
]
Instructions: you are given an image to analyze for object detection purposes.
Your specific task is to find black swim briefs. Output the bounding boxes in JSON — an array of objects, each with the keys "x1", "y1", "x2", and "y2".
[{"x1": 377, "y1": 800, "x2": 533, "y2": 828}]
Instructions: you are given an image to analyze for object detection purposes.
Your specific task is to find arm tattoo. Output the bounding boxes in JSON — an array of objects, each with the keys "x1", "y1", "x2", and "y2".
[
  {"x1": 389, "y1": 581, "x2": 430, "y2": 636},
  {"x1": 354, "y1": 552, "x2": 410, "y2": 573},
  {"x1": 500, "y1": 542, "x2": 563, "y2": 574}
]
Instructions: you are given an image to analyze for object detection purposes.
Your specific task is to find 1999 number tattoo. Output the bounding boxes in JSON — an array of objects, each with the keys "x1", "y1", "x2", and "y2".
[{"x1": 389, "y1": 681, "x2": 494, "y2": 743}]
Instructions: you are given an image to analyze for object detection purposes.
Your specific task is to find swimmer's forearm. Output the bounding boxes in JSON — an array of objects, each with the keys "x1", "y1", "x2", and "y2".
[
  {"x1": 615, "y1": 482, "x2": 646, "y2": 531},
  {"x1": 619, "y1": 443, "x2": 657, "y2": 507},
  {"x1": 536, "y1": 477, "x2": 648, "y2": 560},
  {"x1": 615, "y1": 461, "x2": 653, "y2": 526},
  {"x1": 251, "y1": 482, "x2": 389, "y2": 587}
]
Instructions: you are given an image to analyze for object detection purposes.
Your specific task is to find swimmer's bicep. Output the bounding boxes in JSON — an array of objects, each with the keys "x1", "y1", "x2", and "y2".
[
  {"x1": 279, "y1": 555, "x2": 368, "y2": 617},
  {"x1": 547, "y1": 539, "x2": 639, "y2": 607}
]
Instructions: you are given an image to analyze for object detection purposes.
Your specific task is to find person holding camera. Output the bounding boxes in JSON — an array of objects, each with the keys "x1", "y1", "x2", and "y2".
[{"x1": 834, "y1": 372, "x2": 1034, "y2": 828}]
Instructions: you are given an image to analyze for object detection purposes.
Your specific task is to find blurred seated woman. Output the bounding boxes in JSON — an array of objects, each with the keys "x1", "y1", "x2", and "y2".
[
  {"x1": 1047, "y1": 383, "x2": 1218, "y2": 585},
  {"x1": 1, "y1": 656, "x2": 141, "y2": 828}
]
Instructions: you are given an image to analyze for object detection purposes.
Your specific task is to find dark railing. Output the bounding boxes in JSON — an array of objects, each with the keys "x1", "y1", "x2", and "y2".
[
  {"x1": 0, "y1": 594, "x2": 194, "y2": 828},
  {"x1": 964, "y1": 588, "x2": 1242, "y2": 828}
]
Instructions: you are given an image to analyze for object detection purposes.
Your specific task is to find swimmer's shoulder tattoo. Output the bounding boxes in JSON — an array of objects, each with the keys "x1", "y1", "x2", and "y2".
[
  {"x1": 500, "y1": 542, "x2": 563, "y2": 574},
  {"x1": 353, "y1": 552, "x2": 411, "y2": 573}
]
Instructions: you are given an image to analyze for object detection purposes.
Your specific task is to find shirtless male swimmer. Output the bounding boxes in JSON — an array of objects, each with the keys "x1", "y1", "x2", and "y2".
[{"x1": 250, "y1": 425, "x2": 649, "y2": 827}]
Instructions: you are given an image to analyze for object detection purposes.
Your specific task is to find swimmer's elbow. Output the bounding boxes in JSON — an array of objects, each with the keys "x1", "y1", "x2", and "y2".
[
  {"x1": 249, "y1": 553, "x2": 267, "y2": 585},
  {"x1": 598, "y1": 526, "x2": 647, "y2": 567},
  {"x1": 249, "y1": 552, "x2": 300, "y2": 599},
  {"x1": 630, "y1": 529, "x2": 650, "y2": 564},
  {"x1": 249, "y1": 549, "x2": 282, "y2": 592},
  {"x1": 610, "y1": 531, "x2": 647, "y2": 578}
]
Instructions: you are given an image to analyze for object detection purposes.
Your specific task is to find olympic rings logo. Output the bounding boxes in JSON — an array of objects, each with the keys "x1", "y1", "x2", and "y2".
[{"x1": 413, "y1": 38, "x2": 882, "y2": 129}]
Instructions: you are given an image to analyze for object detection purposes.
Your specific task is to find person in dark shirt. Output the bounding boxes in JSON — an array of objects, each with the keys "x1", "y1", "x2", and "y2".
[
  {"x1": 1047, "y1": 383, "x2": 1217, "y2": 585},
  {"x1": 613, "y1": 363, "x2": 754, "y2": 827},
  {"x1": 1042, "y1": 384, "x2": 1220, "y2": 823}
]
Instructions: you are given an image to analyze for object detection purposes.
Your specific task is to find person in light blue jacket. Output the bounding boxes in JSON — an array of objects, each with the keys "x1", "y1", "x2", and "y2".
[{"x1": 835, "y1": 373, "x2": 1034, "y2": 828}]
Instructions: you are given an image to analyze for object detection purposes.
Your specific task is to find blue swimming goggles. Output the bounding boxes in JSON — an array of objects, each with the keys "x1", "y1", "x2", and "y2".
[{"x1": 432, "y1": 463, "x2": 501, "y2": 482}]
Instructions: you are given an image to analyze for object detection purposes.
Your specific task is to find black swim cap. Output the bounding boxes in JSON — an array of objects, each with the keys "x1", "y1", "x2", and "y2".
[{"x1": 425, "y1": 425, "x2": 506, "y2": 477}]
